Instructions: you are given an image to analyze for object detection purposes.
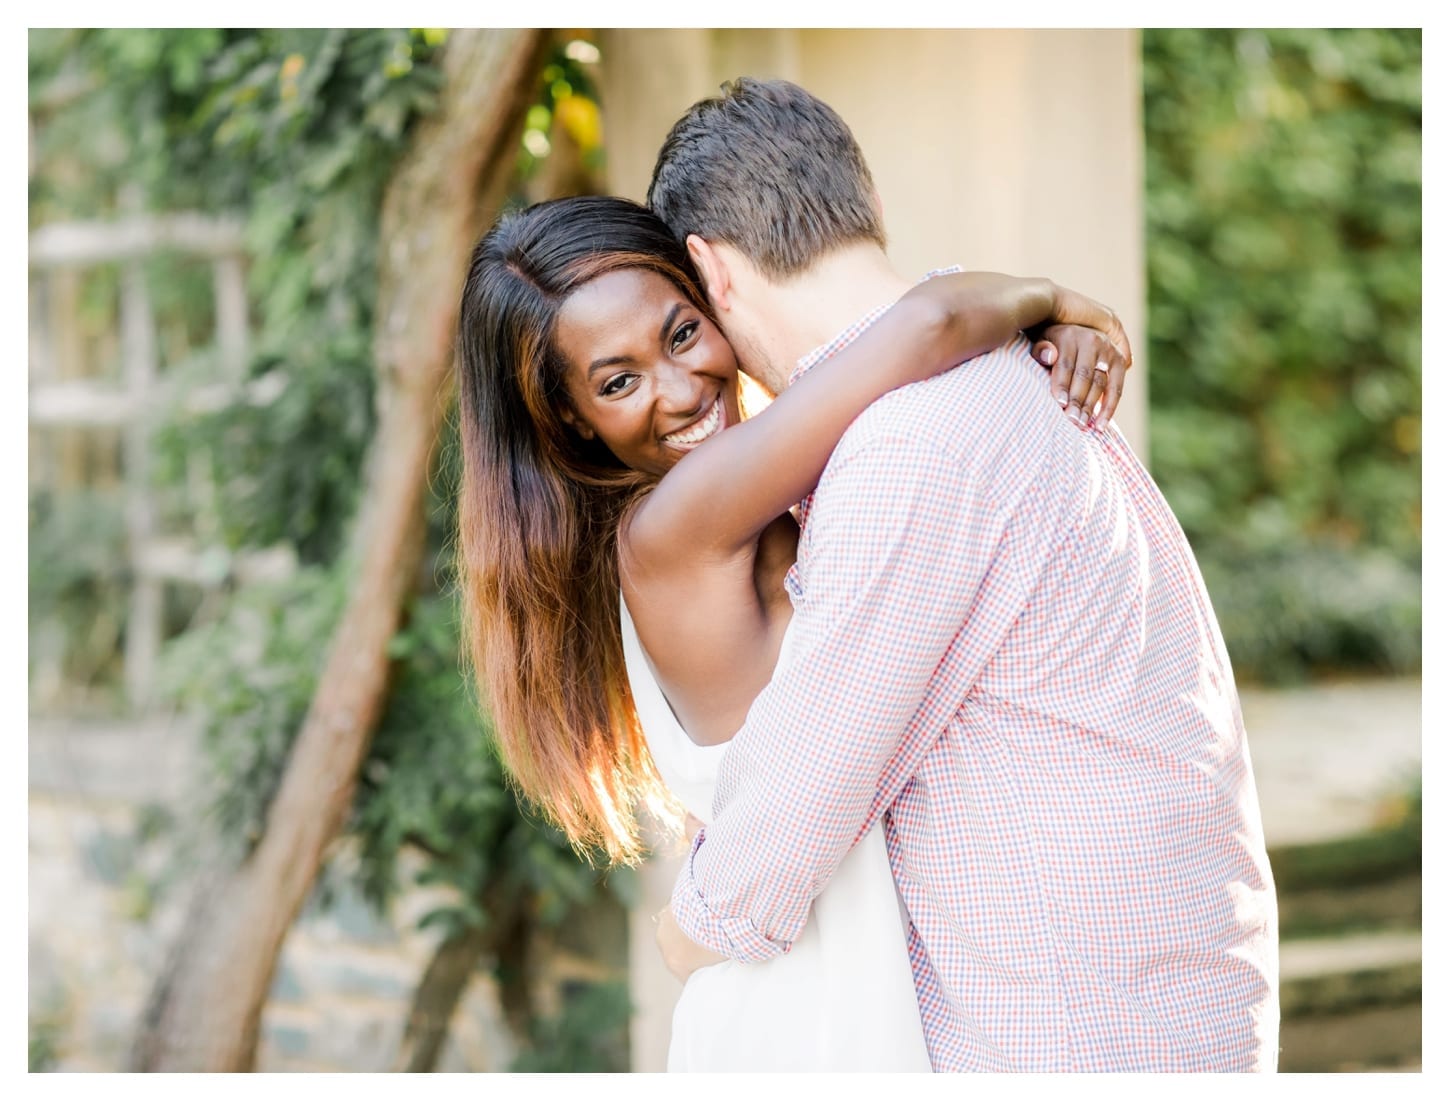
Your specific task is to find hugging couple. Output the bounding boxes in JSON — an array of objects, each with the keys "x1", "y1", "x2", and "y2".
[{"x1": 455, "y1": 78, "x2": 1279, "y2": 1072}]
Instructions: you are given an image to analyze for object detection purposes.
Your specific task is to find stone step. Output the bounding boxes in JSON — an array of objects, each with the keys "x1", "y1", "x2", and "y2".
[
  {"x1": 1279, "y1": 1002, "x2": 1421, "y2": 1073},
  {"x1": 1277, "y1": 931, "x2": 1422, "y2": 1072},
  {"x1": 1275, "y1": 871, "x2": 1420, "y2": 940},
  {"x1": 1242, "y1": 677, "x2": 1420, "y2": 848},
  {"x1": 1279, "y1": 931, "x2": 1421, "y2": 1018},
  {"x1": 1281, "y1": 930, "x2": 1421, "y2": 981}
]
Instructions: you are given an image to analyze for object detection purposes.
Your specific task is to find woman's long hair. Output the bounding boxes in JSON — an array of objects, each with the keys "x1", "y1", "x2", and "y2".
[{"x1": 457, "y1": 196, "x2": 710, "y2": 864}]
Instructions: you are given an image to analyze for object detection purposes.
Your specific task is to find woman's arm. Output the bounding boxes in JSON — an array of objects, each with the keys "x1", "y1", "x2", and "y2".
[{"x1": 625, "y1": 273, "x2": 1129, "y2": 567}]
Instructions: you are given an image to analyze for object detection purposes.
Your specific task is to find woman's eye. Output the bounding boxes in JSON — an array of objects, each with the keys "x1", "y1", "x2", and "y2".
[
  {"x1": 600, "y1": 373, "x2": 635, "y2": 397},
  {"x1": 670, "y1": 321, "x2": 699, "y2": 352}
]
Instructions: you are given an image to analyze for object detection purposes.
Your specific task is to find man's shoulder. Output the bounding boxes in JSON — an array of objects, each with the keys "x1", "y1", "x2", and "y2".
[{"x1": 836, "y1": 334, "x2": 1051, "y2": 458}]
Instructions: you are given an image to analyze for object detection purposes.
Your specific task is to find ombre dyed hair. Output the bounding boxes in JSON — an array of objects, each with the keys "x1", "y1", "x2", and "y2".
[{"x1": 456, "y1": 195, "x2": 711, "y2": 864}]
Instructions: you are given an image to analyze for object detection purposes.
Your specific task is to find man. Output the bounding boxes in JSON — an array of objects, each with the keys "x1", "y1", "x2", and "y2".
[{"x1": 648, "y1": 78, "x2": 1279, "y2": 1072}]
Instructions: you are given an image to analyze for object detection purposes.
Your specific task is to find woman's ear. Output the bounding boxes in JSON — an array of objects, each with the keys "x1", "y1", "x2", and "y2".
[
  {"x1": 686, "y1": 234, "x2": 732, "y2": 312},
  {"x1": 559, "y1": 402, "x2": 596, "y2": 440}
]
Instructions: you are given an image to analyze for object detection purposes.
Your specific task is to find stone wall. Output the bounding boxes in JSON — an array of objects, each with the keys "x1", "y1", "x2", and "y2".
[
  {"x1": 27, "y1": 716, "x2": 607, "y2": 1073},
  {"x1": 28, "y1": 785, "x2": 520, "y2": 1072}
]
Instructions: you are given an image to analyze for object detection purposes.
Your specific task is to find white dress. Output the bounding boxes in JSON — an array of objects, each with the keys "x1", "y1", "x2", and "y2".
[{"x1": 621, "y1": 598, "x2": 932, "y2": 1072}]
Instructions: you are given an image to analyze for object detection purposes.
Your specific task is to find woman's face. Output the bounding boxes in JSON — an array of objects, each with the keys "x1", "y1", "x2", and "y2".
[{"x1": 554, "y1": 268, "x2": 742, "y2": 478}]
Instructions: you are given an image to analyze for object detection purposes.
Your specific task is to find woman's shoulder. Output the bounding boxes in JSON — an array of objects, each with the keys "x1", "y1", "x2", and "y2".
[{"x1": 616, "y1": 487, "x2": 673, "y2": 576}]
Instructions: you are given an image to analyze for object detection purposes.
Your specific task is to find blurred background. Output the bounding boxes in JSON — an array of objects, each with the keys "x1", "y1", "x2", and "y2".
[{"x1": 27, "y1": 28, "x2": 1421, "y2": 1073}]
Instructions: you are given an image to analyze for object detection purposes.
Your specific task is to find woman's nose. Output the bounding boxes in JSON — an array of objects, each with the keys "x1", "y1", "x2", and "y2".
[{"x1": 655, "y1": 364, "x2": 700, "y2": 413}]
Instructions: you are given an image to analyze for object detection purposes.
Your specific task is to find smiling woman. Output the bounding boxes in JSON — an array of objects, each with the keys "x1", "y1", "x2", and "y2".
[
  {"x1": 554, "y1": 267, "x2": 743, "y2": 477},
  {"x1": 456, "y1": 196, "x2": 698, "y2": 864}
]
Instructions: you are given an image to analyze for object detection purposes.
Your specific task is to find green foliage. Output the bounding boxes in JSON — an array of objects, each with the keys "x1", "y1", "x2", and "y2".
[
  {"x1": 1143, "y1": 29, "x2": 1421, "y2": 683},
  {"x1": 28, "y1": 487, "x2": 128, "y2": 695},
  {"x1": 157, "y1": 567, "x2": 345, "y2": 851},
  {"x1": 31, "y1": 29, "x2": 449, "y2": 565},
  {"x1": 1198, "y1": 543, "x2": 1421, "y2": 685},
  {"x1": 152, "y1": 350, "x2": 374, "y2": 561},
  {"x1": 511, "y1": 42, "x2": 606, "y2": 204},
  {"x1": 29, "y1": 1011, "x2": 64, "y2": 1073},
  {"x1": 32, "y1": 28, "x2": 626, "y2": 1069},
  {"x1": 509, "y1": 980, "x2": 633, "y2": 1073},
  {"x1": 160, "y1": 29, "x2": 443, "y2": 563}
]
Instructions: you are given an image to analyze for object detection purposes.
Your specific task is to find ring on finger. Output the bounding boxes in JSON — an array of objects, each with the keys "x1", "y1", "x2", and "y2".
[{"x1": 1093, "y1": 360, "x2": 1110, "y2": 375}]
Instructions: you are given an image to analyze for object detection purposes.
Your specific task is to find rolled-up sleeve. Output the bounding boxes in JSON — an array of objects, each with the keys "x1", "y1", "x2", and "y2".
[{"x1": 671, "y1": 433, "x2": 1011, "y2": 960}]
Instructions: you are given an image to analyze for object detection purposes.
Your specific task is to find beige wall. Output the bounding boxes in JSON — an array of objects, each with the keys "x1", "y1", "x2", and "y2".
[
  {"x1": 800, "y1": 29, "x2": 1146, "y2": 446},
  {"x1": 598, "y1": 28, "x2": 1146, "y2": 1072}
]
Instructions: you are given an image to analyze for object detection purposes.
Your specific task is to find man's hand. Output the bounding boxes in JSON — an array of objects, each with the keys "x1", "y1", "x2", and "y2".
[{"x1": 655, "y1": 904, "x2": 729, "y2": 983}]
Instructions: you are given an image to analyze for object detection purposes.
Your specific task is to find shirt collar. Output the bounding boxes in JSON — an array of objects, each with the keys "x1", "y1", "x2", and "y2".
[{"x1": 787, "y1": 266, "x2": 965, "y2": 387}]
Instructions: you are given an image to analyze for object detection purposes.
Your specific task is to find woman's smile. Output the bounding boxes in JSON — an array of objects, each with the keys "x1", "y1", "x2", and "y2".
[{"x1": 662, "y1": 395, "x2": 727, "y2": 451}]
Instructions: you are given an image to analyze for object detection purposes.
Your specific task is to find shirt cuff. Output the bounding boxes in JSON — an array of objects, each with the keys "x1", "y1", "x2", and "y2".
[{"x1": 670, "y1": 828, "x2": 794, "y2": 963}]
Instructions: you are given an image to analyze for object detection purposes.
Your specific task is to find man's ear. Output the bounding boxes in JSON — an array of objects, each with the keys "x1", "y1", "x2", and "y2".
[
  {"x1": 558, "y1": 402, "x2": 595, "y2": 440},
  {"x1": 686, "y1": 234, "x2": 732, "y2": 311}
]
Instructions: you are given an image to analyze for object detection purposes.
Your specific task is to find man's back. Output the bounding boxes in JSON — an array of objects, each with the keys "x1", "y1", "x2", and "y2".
[
  {"x1": 773, "y1": 331, "x2": 1279, "y2": 1069},
  {"x1": 647, "y1": 75, "x2": 1277, "y2": 1071}
]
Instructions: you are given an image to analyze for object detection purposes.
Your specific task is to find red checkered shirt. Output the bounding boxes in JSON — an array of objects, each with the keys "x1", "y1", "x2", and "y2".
[{"x1": 670, "y1": 293, "x2": 1280, "y2": 1072}]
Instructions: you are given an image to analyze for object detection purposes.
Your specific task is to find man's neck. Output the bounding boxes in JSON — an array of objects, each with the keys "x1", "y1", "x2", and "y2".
[{"x1": 751, "y1": 244, "x2": 914, "y2": 382}]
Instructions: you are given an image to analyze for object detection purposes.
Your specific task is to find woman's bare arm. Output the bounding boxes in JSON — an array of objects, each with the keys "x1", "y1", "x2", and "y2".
[{"x1": 625, "y1": 273, "x2": 1129, "y2": 570}]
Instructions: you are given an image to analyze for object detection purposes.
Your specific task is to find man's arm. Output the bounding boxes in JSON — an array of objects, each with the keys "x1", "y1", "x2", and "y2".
[{"x1": 669, "y1": 428, "x2": 1019, "y2": 961}]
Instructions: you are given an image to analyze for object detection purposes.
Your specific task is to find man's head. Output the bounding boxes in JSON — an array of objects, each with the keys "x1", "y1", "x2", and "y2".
[
  {"x1": 647, "y1": 77, "x2": 885, "y2": 279},
  {"x1": 647, "y1": 78, "x2": 888, "y2": 387}
]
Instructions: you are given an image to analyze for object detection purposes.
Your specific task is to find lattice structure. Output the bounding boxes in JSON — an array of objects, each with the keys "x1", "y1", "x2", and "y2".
[{"x1": 29, "y1": 210, "x2": 296, "y2": 712}]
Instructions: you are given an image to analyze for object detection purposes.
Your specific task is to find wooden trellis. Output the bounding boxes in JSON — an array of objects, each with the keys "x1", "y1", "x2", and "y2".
[{"x1": 29, "y1": 211, "x2": 296, "y2": 711}]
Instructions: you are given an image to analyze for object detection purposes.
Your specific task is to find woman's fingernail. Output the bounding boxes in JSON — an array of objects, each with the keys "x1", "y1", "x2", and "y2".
[{"x1": 1057, "y1": 392, "x2": 1068, "y2": 406}]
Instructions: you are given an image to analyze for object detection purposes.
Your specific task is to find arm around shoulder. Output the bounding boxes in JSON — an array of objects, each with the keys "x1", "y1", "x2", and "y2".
[{"x1": 629, "y1": 273, "x2": 1071, "y2": 571}]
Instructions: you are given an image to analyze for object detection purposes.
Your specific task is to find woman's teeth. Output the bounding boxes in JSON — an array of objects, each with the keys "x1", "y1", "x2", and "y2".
[{"x1": 663, "y1": 399, "x2": 723, "y2": 447}]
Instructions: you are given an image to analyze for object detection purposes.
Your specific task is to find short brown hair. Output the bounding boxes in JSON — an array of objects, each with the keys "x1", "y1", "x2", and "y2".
[{"x1": 646, "y1": 77, "x2": 886, "y2": 279}]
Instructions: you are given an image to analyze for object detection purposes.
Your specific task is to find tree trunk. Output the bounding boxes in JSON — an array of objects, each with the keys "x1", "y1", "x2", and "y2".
[
  {"x1": 131, "y1": 28, "x2": 551, "y2": 1072},
  {"x1": 392, "y1": 924, "x2": 493, "y2": 1072},
  {"x1": 392, "y1": 877, "x2": 540, "y2": 1072}
]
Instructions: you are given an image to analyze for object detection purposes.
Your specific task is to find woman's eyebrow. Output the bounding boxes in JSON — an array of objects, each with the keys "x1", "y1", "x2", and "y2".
[
  {"x1": 587, "y1": 354, "x2": 633, "y2": 378},
  {"x1": 657, "y1": 302, "x2": 685, "y2": 347},
  {"x1": 587, "y1": 303, "x2": 686, "y2": 377}
]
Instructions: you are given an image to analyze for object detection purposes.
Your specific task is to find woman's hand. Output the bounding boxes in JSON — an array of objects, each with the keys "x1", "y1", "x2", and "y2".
[
  {"x1": 655, "y1": 904, "x2": 728, "y2": 983},
  {"x1": 1031, "y1": 317, "x2": 1132, "y2": 429},
  {"x1": 919, "y1": 275, "x2": 1131, "y2": 429}
]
